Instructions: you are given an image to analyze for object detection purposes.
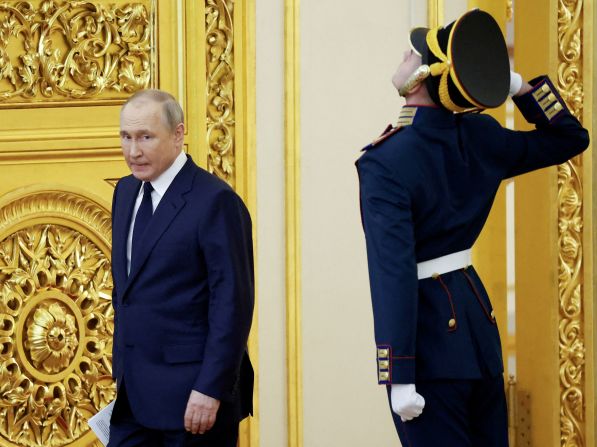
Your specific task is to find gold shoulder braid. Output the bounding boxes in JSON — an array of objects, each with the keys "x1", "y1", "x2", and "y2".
[
  {"x1": 396, "y1": 106, "x2": 417, "y2": 126},
  {"x1": 370, "y1": 106, "x2": 418, "y2": 147}
]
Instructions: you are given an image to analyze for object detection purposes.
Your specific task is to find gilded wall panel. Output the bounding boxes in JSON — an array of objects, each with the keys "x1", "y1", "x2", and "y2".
[
  {"x1": 206, "y1": 0, "x2": 235, "y2": 186},
  {"x1": 557, "y1": 0, "x2": 586, "y2": 445},
  {"x1": 0, "y1": 0, "x2": 156, "y2": 107}
]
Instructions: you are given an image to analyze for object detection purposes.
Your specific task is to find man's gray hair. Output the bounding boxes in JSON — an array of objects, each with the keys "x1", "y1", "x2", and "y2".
[{"x1": 122, "y1": 89, "x2": 184, "y2": 132}]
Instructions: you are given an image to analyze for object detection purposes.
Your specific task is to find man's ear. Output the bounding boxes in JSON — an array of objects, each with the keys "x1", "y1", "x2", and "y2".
[{"x1": 174, "y1": 122, "x2": 185, "y2": 146}]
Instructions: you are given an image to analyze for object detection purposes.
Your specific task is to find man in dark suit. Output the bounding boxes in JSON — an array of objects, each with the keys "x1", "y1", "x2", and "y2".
[
  {"x1": 109, "y1": 89, "x2": 254, "y2": 447},
  {"x1": 357, "y1": 10, "x2": 589, "y2": 446}
]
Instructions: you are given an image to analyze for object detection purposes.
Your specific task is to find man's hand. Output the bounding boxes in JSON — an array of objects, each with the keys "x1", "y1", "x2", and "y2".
[
  {"x1": 184, "y1": 390, "x2": 220, "y2": 434},
  {"x1": 391, "y1": 384, "x2": 425, "y2": 422}
]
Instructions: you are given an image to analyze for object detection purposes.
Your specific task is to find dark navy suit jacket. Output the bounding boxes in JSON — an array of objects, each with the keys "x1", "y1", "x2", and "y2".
[
  {"x1": 357, "y1": 76, "x2": 589, "y2": 385},
  {"x1": 111, "y1": 156, "x2": 254, "y2": 430}
]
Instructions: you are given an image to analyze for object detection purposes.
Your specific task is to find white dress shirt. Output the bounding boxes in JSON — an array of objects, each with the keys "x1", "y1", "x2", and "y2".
[{"x1": 126, "y1": 151, "x2": 188, "y2": 274}]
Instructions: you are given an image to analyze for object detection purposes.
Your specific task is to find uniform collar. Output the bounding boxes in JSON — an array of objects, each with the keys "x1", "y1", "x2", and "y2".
[
  {"x1": 399, "y1": 105, "x2": 457, "y2": 129},
  {"x1": 364, "y1": 105, "x2": 458, "y2": 150}
]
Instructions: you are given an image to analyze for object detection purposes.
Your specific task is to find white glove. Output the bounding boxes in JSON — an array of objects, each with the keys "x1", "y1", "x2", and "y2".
[
  {"x1": 391, "y1": 384, "x2": 425, "y2": 422},
  {"x1": 509, "y1": 70, "x2": 523, "y2": 96}
]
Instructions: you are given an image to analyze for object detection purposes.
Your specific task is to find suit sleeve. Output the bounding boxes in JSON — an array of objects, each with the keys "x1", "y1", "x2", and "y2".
[
  {"x1": 110, "y1": 181, "x2": 119, "y2": 381},
  {"x1": 110, "y1": 181, "x2": 119, "y2": 307},
  {"x1": 498, "y1": 75, "x2": 589, "y2": 178},
  {"x1": 357, "y1": 154, "x2": 418, "y2": 385},
  {"x1": 194, "y1": 188, "x2": 255, "y2": 400}
]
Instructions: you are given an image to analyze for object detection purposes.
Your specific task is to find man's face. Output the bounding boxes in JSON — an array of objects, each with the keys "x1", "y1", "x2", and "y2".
[
  {"x1": 392, "y1": 49, "x2": 423, "y2": 92},
  {"x1": 120, "y1": 100, "x2": 184, "y2": 182}
]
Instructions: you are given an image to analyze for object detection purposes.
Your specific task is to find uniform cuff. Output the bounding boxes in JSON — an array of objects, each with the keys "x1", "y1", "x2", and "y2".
[
  {"x1": 376, "y1": 345, "x2": 415, "y2": 385},
  {"x1": 513, "y1": 76, "x2": 568, "y2": 125}
]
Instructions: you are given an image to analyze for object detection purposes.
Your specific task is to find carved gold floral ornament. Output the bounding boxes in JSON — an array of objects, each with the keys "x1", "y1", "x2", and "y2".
[
  {"x1": 557, "y1": 0, "x2": 586, "y2": 445},
  {"x1": 26, "y1": 301, "x2": 78, "y2": 374},
  {"x1": 206, "y1": 0, "x2": 236, "y2": 186},
  {"x1": 0, "y1": 0, "x2": 155, "y2": 105},
  {"x1": 0, "y1": 191, "x2": 113, "y2": 446}
]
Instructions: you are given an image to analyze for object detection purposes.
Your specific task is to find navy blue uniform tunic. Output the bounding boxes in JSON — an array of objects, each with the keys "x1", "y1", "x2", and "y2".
[{"x1": 357, "y1": 76, "x2": 589, "y2": 386}]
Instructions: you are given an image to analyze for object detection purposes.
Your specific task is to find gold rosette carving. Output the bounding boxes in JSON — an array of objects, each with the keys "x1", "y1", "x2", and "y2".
[
  {"x1": 26, "y1": 302, "x2": 79, "y2": 373},
  {"x1": 0, "y1": 191, "x2": 113, "y2": 447},
  {"x1": 206, "y1": 0, "x2": 235, "y2": 186},
  {"x1": 556, "y1": 0, "x2": 586, "y2": 445},
  {"x1": 0, "y1": 0, "x2": 155, "y2": 106}
]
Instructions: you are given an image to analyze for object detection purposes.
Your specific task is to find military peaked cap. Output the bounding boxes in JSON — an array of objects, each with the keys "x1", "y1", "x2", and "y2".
[{"x1": 409, "y1": 9, "x2": 510, "y2": 112}]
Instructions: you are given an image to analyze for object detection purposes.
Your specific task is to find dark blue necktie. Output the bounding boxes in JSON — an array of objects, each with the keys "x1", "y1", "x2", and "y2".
[{"x1": 131, "y1": 182, "x2": 154, "y2": 265}]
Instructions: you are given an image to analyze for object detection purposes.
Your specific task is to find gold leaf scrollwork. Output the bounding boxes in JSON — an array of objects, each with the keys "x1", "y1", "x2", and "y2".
[
  {"x1": 206, "y1": 0, "x2": 235, "y2": 186},
  {"x1": 0, "y1": 0, "x2": 155, "y2": 106},
  {"x1": 0, "y1": 191, "x2": 113, "y2": 446},
  {"x1": 557, "y1": 1, "x2": 586, "y2": 446}
]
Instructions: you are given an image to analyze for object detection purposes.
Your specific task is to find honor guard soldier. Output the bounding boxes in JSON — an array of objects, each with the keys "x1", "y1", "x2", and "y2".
[{"x1": 356, "y1": 9, "x2": 589, "y2": 446}]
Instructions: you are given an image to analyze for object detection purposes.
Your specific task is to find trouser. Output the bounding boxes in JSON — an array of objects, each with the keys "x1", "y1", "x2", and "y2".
[
  {"x1": 387, "y1": 375, "x2": 508, "y2": 447},
  {"x1": 108, "y1": 383, "x2": 239, "y2": 447}
]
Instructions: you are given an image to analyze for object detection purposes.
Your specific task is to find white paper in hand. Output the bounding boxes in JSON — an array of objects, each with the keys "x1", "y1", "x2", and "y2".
[{"x1": 88, "y1": 400, "x2": 115, "y2": 446}]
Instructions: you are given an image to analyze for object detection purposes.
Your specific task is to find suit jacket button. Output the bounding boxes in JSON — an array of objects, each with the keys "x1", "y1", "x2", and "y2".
[
  {"x1": 490, "y1": 310, "x2": 495, "y2": 319},
  {"x1": 448, "y1": 318, "x2": 456, "y2": 329}
]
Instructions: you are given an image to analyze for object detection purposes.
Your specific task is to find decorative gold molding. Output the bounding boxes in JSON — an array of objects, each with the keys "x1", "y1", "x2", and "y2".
[
  {"x1": 506, "y1": 0, "x2": 514, "y2": 22},
  {"x1": 428, "y1": 0, "x2": 444, "y2": 28},
  {"x1": 0, "y1": 148, "x2": 123, "y2": 165},
  {"x1": 285, "y1": 0, "x2": 302, "y2": 445},
  {"x1": 557, "y1": 1, "x2": 586, "y2": 445},
  {"x1": 0, "y1": 191, "x2": 113, "y2": 447},
  {"x1": 0, "y1": 1, "x2": 155, "y2": 106},
  {"x1": 103, "y1": 179, "x2": 119, "y2": 189},
  {"x1": 205, "y1": 0, "x2": 236, "y2": 187},
  {"x1": 230, "y1": 0, "x2": 257, "y2": 445},
  {"x1": 203, "y1": 1, "x2": 256, "y2": 445}
]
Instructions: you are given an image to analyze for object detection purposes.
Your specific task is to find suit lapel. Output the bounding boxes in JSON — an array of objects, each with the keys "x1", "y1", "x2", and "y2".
[
  {"x1": 112, "y1": 177, "x2": 141, "y2": 299},
  {"x1": 121, "y1": 158, "x2": 197, "y2": 299}
]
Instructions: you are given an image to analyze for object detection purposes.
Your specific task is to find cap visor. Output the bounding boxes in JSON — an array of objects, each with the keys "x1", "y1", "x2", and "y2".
[{"x1": 409, "y1": 27, "x2": 429, "y2": 57}]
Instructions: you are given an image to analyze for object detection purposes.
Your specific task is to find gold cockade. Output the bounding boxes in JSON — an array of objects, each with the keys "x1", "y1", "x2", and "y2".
[
  {"x1": 0, "y1": 0, "x2": 155, "y2": 106},
  {"x1": 206, "y1": 0, "x2": 236, "y2": 186},
  {"x1": 556, "y1": 0, "x2": 586, "y2": 446},
  {"x1": 0, "y1": 191, "x2": 113, "y2": 447}
]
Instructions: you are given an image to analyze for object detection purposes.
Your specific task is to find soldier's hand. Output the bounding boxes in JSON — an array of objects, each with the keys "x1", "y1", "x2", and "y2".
[
  {"x1": 184, "y1": 390, "x2": 220, "y2": 434},
  {"x1": 510, "y1": 71, "x2": 532, "y2": 96},
  {"x1": 391, "y1": 383, "x2": 425, "y2": 422}
]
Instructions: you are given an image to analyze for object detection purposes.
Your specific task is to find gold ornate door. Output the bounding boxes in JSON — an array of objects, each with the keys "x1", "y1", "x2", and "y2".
[{"x1": 0, "y1": 1, "x2": 256, "y2": 446}]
